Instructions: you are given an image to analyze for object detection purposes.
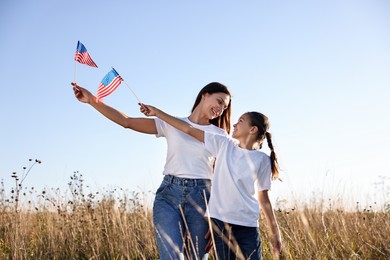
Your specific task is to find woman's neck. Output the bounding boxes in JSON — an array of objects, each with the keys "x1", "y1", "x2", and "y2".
[{"x1": 188, "y1": 106, "x2": 210, "y2": 125}]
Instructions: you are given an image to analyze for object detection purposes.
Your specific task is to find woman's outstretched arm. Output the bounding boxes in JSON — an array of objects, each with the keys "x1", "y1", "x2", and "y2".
[
  {"x1": 140, "y1": 104, "x2": 204, "y2": 143},
  {"x1": 72, "y1": 82, "x2": 157, "y2": 134}
]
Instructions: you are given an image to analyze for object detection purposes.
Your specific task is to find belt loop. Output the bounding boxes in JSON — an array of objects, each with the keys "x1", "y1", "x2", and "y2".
[{"x1": 169, "y1": 175, "x2": 174, "y2": 184}]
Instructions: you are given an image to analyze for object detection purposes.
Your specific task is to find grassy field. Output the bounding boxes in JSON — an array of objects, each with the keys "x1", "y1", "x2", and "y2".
[{"x1": 1, "y1": 170, "x2": 389, "y2": 259}]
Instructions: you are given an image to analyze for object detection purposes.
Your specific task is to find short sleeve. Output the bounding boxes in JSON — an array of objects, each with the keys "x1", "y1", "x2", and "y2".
[
  {"x1": 258, "y1": 155, "x2": 272, "y2": 191},
  {"x1": 204, "y1": 132, "x2": 227, "y2": 157},
  {"x1": 154, "y1": 118, "x2": 165, "y2": 138}
]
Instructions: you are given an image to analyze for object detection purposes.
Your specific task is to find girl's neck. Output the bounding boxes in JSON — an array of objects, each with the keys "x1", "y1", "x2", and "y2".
[
  {"x1": 188, "y1": 106, "x2": 210, "y2": 125},
  {"x1": 237, "y1": 137, "x2": 257, "y2": 150}
]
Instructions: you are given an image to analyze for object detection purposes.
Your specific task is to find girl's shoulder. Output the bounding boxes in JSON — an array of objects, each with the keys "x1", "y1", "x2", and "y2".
[
  {"x1": 255, "y1": 150, "x2": 272, "y2": 169},
  {"x1": 204, "y1": 131, "x2": 233, "y2": 148},
  {"x1": 206, "y1": 124, "x2": 228, "y2": 136},
  {"x1": 247, "y1": 149, "x2": 271, "y2": 164},
  {"x1": 213, "y1": 126, "x2": 228, "y2": 136},
  {"x1": 255, "y1": 149, "x2": 270, "y2": 159},
  {"x1": 184, "y1": 118, "x2": 228, "y2": 135}
]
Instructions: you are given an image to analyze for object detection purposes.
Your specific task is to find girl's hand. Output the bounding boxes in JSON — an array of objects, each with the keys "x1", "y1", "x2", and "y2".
[
  {"x1": 139, "y1": 103, "x2": 159, "y2": 117},
  {"x1": 72, "y1": 82, "x2": 94, "y2": 104},
  {"x1": 272, "y1": 233, "x2": 282, "y2": 256}
]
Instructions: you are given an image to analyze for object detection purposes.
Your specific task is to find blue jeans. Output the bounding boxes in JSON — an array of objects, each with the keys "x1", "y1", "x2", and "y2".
[
  {"x1": 153, "y1": 175, "x2": 211, "y2": 260},
  {"x1": 212, "y1": 218, "x2": 262, "y2": 260}
]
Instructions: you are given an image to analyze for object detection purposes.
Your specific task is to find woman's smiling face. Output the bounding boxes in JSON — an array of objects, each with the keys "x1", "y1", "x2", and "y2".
[{"x1": 202, "y1": 92, "x2": 230, "y2": 120}]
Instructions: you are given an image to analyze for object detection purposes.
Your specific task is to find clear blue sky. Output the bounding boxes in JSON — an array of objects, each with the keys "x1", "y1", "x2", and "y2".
[{"x1": 1, "y1": 0, "x2": 389, "y2": 209}]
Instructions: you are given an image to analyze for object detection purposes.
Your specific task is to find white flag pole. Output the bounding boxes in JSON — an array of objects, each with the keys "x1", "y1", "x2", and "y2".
[
  {"x1": 74, "y1": 60, "x2": 77, "y2": 83},
  {"x1": 123, "y1": 80, "x2": 142, "y2": 104}
]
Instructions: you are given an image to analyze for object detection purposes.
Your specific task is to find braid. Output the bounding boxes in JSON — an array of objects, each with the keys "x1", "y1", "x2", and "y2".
[{"x1": 265, "y1": 132, "x2": 280, "y2": 180}]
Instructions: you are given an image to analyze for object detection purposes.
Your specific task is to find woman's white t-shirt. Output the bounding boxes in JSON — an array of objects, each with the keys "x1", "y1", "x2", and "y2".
[
  {"x1": 204, "y1": 132, "x2": 272, "y2": 227},
  {"x1": 154, "y1": 117, "x2": 227, "y2": 180}
]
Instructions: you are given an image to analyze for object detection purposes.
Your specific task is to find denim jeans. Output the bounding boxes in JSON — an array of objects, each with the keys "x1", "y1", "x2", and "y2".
[
  {"x1": 153, "y1": 175, "x2": 211, "y2": 260},
  {"x1": 212, "y1": 218, "x2": 262, "y2": 260}
]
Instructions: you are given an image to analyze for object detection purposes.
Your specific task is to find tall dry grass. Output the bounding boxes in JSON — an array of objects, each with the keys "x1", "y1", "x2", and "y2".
[
  {"x1": 1, "y1": 171, "x2": 158, "y2": 259},
  {"x1": 1, "y1": 201, "x2": 157, "y2": 259},
  {"x1": 1, "y1": 166, "x2": 389, "y2": 259},
  {"x1": 261, "y1": 205, "x2": 389, "y2": 259}
]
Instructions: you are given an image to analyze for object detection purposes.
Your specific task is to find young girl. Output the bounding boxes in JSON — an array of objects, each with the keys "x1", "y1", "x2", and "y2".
[
  {"x1": 140, "y1": 104, "x2": 282, "y2": 260},
  {"x1": 72, "y1": 82, "x2": 232, "y2": 259}
]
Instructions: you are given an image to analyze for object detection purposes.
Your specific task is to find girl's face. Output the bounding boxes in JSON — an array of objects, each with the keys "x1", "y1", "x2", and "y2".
[
  {"x1": 202, "y1": 92, "x2": 230, "y2": 120},
  {"x1": 232, "y1": 114, "x2": 253, "y2": 139}
]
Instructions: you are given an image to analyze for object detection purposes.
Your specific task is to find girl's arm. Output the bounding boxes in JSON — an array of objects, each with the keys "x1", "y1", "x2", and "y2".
[
  {"x1": 258, "y1": 190, "x2": 282, "y2": 256},
  {"x1": 72, "y1": 82, "x2": 157, "y2": 134},
  {"x1": 140, "y1": 104, "x2": 205, "y2": 143}
]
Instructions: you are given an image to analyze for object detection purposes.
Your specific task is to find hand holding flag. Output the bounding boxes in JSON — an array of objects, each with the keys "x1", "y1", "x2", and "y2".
[{"x1": 71, "y1": 82, "x2": 94, "y2": 104}]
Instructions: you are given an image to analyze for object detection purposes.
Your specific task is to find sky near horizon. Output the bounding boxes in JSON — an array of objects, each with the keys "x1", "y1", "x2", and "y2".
[{"x1": 1, "y1": 1, "x2": 389, "y2": 209}]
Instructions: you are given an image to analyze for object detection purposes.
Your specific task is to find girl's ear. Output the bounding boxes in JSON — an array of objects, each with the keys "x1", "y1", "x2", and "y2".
[{"x1": 250, "y1": 125, "x2": 258, "y2": 135}]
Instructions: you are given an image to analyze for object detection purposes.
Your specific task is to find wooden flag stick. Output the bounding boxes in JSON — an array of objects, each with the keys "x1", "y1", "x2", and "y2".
[
  {"x1": 74, "y1": 61, "x2": 77, "y2": 82},
  {"x1": 123, "y1": 80, "x2": 142, "y2": 104}
]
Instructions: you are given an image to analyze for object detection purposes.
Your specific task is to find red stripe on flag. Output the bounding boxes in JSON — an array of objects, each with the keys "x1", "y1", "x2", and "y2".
[
  {"x1": 96, "y1": 77, "x2": 123, "y2": 102},
  {"x1": 74, "y1": 51, "x2": 98, "y2": 68}
]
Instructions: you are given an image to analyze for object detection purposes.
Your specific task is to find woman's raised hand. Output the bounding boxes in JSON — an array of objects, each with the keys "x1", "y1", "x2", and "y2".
[{"x1": 72, "y1": 82, "x2": 94, "y2": 104}]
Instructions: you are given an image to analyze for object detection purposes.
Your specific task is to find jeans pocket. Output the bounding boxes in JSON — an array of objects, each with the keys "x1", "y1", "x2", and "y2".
[{"x1": 156, "y1": 181, "x2": 170, "y2": 195}]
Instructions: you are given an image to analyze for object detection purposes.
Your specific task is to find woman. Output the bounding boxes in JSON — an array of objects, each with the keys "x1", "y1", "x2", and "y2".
[
  {"x1": 71, "y1": 82, "x2": 232, "y2": 259},
  {"x1": 140, "y1": 105, "x2": 282, "y2": 259}
]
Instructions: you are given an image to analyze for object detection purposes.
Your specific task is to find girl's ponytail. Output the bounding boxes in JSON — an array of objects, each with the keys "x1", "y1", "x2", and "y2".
[{"x1": 265, "y1": 132, "x2": 280, "y2": 180}]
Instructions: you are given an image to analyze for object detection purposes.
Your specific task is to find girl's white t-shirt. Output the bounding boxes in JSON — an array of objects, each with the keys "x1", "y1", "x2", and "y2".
[
  {"x1": 204, "y1": 132, "x2": 272, "y2": 227},
  {"x1": 154, "y1": 117, "x2": 227, "y2": 180}
]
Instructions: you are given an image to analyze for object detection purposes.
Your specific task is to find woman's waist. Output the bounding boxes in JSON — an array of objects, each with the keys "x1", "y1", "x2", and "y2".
[
  {"x1": 162, "y1": 168, "x2": 212, "y2": 180},
  {"x1": 162, "y1": 174, "x2": 211, "y2": 187}
]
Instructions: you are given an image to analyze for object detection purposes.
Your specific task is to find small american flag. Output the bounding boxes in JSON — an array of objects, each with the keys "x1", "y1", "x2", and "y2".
[
  {"x1": 96, "y1": 68, "x2": 123, "y2": 102},
  {"x1": 74, "y1": 41, "x2": 98, "y2": 68}
]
